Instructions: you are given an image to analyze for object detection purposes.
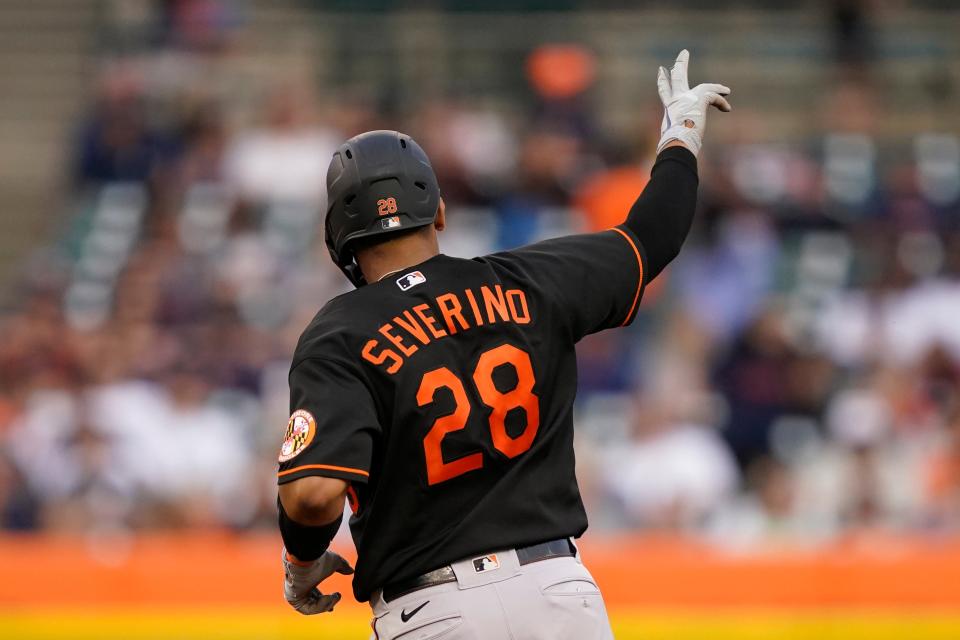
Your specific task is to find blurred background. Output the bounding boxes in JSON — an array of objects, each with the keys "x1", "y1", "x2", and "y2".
[{"x1": 1, "y1": 1, "x2": 960, "y2": 639}]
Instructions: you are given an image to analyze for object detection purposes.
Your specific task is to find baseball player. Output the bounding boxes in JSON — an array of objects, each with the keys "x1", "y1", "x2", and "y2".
[{"x1": 276, "y1": 50, "x2": 730, "y2": 639}]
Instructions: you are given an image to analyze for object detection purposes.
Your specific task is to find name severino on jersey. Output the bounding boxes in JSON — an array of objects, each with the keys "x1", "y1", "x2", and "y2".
[{"x1": 362, "y1": 282, "x2": 531, "y2": 374}]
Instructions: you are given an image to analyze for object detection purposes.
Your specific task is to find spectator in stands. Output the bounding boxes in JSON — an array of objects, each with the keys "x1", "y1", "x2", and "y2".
[
  {"x1": 674, "y1": 210, "x2": 779, "y2": 341},
  {"x1": 602, "y1": 397, "x2": 739, "y2": 531},
  {"x1": 710, "y1": 456, "x2": 814, "y2": 547},
  {"x1": 40, "y1": 421, "x2": 135, "y2": 532},
  {"x1": 493, "y1": 125, "x2": 583, "y2": 248},
  {"x1": 410, "y1": 100, "x2": 516, "y2": 207},
  {"x1": 0, "y1": 453, "x2": 39, "y2": 530},
  {"x1": 714, "y1": 307, "x2": 795, "y2": 469},
  {"x1": 73, "y1": 65, "x2": 177, "y2": 187},
  {"x1": 143, "y1": 369, "x2": 254, "y2": 528},
  {"x1": 223, "y1": 84, "x2": 338, "y2": 208},
  {"x1": 826, "y1": 384, "x2": 894, "y2": 529},
  {"x1": 176, "y1": 101, "x2": 229, "y2": 185},
  {"x1": 160, "y1": 0, "x2": 246, "y2": 53},
  {"x1": 925, "y1": 406, "x2": 960, "y2": 529}
]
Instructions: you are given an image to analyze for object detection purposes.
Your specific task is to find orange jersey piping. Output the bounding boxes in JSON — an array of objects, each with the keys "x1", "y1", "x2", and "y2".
[
  {"x1": 610, "y1": 227, "x2": 644, "y2": 326},
  {"x1": 277, "y1": 463, "x2": 370, "y2": 478}
]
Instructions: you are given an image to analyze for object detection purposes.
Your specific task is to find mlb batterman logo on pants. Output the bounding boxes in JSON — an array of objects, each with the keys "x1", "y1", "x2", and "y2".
[
  {"x1": 276, "y1": 50, "x2": 730, "y2": 639},
  {"x1": 473, "y1": 554, "x2": 500, "y2": 573}
]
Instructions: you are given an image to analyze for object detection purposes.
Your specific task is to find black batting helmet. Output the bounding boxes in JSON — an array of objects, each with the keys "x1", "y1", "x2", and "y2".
[{"x1": 324, "y1": 130, "x2": 440, "y2": 287}]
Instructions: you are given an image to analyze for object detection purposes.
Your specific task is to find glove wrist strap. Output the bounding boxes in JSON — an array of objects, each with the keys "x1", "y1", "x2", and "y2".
[{"x1": 657, "y1": 125, "x2": 702, "y2": 157}]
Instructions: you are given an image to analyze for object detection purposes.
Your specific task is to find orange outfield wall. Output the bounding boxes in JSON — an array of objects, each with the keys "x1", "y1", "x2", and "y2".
[{"x1": 1, "y1": 533, "x2": 959, "y2": 610}]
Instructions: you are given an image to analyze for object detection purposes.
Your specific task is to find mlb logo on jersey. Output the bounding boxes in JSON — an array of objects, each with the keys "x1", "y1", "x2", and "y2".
[
  {"x1": 396, "y1": 271, "x2": 426, "y2": 291},
  {"x1": 472, "y1": 554, "x2": 500, "y2": 573},
  {"x1": 382, "y1": 216, "x2": 401, "y2": 230}
]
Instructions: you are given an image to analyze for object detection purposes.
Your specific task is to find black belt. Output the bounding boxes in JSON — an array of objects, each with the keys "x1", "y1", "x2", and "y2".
[{"x1": 381, "y1": 538, "x2": 576, "y2": 603}]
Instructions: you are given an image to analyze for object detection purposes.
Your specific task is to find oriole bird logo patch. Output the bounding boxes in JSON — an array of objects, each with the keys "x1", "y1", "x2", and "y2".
[{"x1": 279, "y1": 409, "x2": 316, "y2": 462}]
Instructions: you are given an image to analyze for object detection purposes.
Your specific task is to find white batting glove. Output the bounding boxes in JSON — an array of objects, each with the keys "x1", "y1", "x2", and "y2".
[
  {"x1": 656, "y1": 49, "x2": 732, "y2": 157},
  {"x1": 282, "y1": 547, "x2": 354, "y2": 615}
]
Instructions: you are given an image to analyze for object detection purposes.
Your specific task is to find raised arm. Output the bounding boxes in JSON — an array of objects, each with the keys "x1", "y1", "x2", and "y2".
[{"x1": 622, "y1": 50, "x2": 731, "y2": 282}]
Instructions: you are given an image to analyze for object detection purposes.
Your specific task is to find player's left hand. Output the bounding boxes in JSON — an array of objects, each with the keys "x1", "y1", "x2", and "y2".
[
  {"x1": 282, "y1": 547, "x2": 354, "y2": 615},
  {"x1": 656, "y1": 49, "x2": 732, "y2": 157}
]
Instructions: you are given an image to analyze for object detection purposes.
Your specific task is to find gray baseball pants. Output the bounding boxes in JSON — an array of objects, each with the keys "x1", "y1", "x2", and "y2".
[{"x1": 369, "y1": 544, "x2": 614, "y2": 639}]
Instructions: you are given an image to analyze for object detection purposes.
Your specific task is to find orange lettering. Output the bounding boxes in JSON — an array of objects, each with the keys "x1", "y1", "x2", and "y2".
[
  {"x1": 362, "y1": 339, "x2": 403, "y2": 374},
  {"x1": 376, "y1": 197, "x2": 398, "y2": 216},
  {"x1": 394, "y1": 310, "x2": 430, "y2": 345},
  {"x1": 380, "y1": 323, "x2": 418, "y2": 357},
  {"x1": 507, "y1": 289, "x2": 530, "y2": 324},
  {"x1": 414, "y1": 303, "x2": 447, "y2": 339},
  {"x1": 473, "y1": 344, "x2": 539, "y2": 459},
  {"x1": 481, "y1": 285, "x2": 509, "y2": 323},
  {"x1": 464, "y1": 289, "x2": 485, "y2": 327},
  {"x1": 436, "y1": 293, "x2": 470, "y2": 334},
  {"x1": 418, "y1": 367, "x2": 483, "y2": 485}
]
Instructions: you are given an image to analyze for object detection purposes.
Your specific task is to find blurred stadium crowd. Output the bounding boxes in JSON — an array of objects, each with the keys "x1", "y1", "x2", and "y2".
[{"x1": 1, "y1": 0, "x2": 959, "y2": 547}]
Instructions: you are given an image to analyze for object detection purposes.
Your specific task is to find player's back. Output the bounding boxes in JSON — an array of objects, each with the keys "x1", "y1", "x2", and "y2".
[{"x1": 280, "y1": 229, "x2": 645, "y2": 602}]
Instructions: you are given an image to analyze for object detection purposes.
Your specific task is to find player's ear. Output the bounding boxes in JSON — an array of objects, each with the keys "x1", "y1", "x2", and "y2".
[{"x1": 434, "y1": 197, "x2": 446, "y2": 232}]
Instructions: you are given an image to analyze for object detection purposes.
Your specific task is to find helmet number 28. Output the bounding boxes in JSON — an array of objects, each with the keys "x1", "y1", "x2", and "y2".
[
  {"x1": 377, "y1": 197, "x2": 398, "y2": 216},
  {"x1": 416, "y1": 344, "x2": 540, "y2": 486}
]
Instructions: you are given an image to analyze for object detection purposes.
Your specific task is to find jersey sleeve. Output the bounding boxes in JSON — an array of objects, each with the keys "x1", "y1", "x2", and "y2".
[
  {"x1": 277, "y1": 357, "x2": 380, "y2": 485},
  {"x1": 489, "y1": 226, "x2": 647, "y2": 340}
]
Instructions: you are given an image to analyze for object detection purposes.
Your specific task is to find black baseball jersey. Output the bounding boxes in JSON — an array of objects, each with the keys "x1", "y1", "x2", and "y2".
[{"x1": 277, "y1": 226, "x2": 647, "y2": 602}]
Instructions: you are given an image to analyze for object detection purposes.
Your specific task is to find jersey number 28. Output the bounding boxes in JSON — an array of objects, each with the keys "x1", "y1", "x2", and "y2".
[{"x1": 416, "y1": 343, "x2": 539, "y2": 485}]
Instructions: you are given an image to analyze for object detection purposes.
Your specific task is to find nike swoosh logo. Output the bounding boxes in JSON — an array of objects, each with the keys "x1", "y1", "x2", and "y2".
[{"x1": 400, "y1": 600, "x2": 429, "y2": 623}]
